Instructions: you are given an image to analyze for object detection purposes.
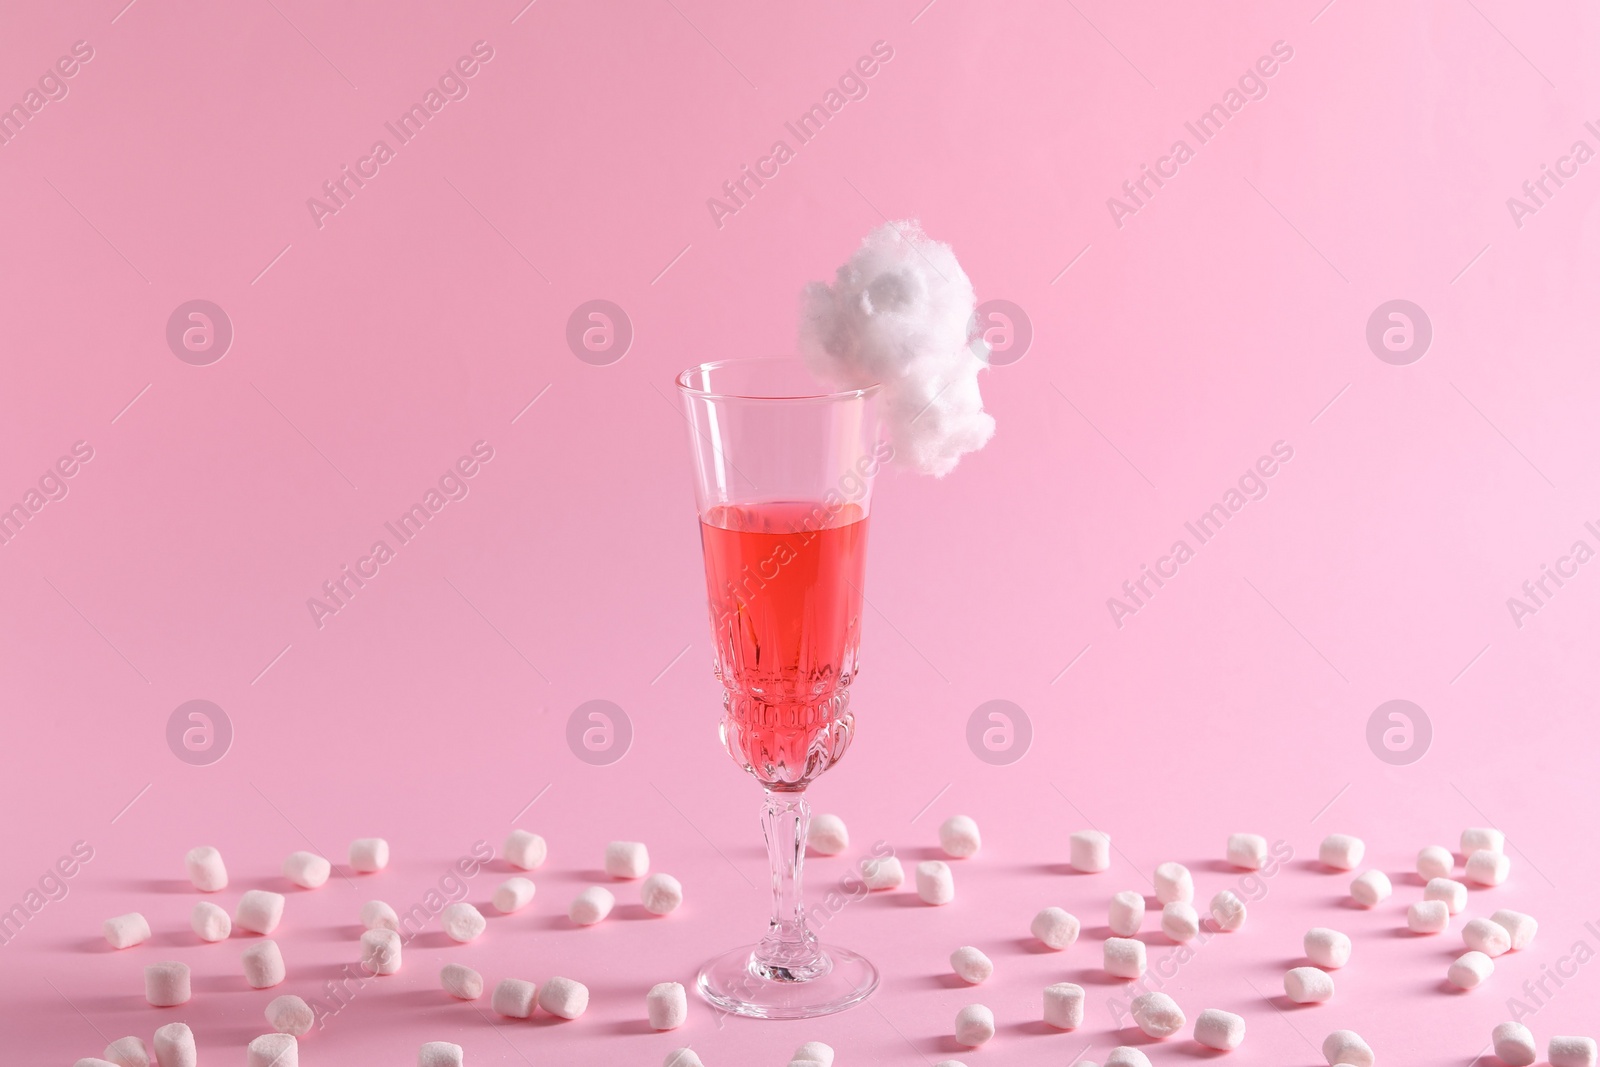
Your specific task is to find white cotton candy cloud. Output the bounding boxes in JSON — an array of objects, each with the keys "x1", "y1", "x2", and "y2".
[{"x1": 798, "y1": 220, "x2": 995, "y2": 477}]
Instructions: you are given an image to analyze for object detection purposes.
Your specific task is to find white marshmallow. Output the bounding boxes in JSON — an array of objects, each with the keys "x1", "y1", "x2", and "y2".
[
  {"x1": 1322, "y1": 1029, "x2": 1373, "y2": 1067},
  {"x1": 1210, "y1": 889, "x2": 1246, "y2": 932},
  {"x1": 1195, "y1": 1008, "x2": 1246, "y2": 1050},
  {"x1": 362, "y1": 899, "x2": 400, "y2": 931},
  {"x1": 1109, "y1": 890, "x2": 1145, "y2": 936},
  {"x1": 664, "y1": 1049, "x2": 705, "y2": 1067},
  {"x1": 243, "y1": 939, "x2": 287, "y2": 989},
  {"x1": 916, "y1": 861, "x2": 955, "y2": 905},
  {"x1": 1043, "y1": 981, "x2": 1084, "y2": 1029},
  {"x1": 1462, "y1": 827, "x2": 1505, "y2": 856},
  {"x1": 1418, "y1": 845, "x2": 1454, "y2": 880},
  {"x1": 1350, "y1": 869, "x2": 1392, "y2": 907},
  {"x1": 862, "y1": 855, "x2": 904, "y2": 890},
  {"x1": 1227, "y1": 833, "x2": 1268, "y2": 870},
  {"x1": 493, "y1": 877, "x2": 536, "y2": 914},
  {"x1": 1492, "y1": 908, "x2": 1537, "y2": 950},
  {"x1": 1154, "y1": 861, "x2": 1193, "y2": 904},
  {"x1": 1493, "y1": 1021, "x2": 1537, "y2": 1066},
  {"x1": 1466, "y1": 850, "x2": 1511, "y2": 886},
  {"x1": 236, "y1": 890, "x2": 286, "y2": 935},
  {"x1": 570, "y1": 886, "x2": 615, "y2": 925},
  {"x1": 492, "y1": 978, "x2": 537, "y2": 1018},
  {"x1": 103, "y1": 912, "x2": 150, "y2": 949},
  {"x1": 1407, "y1": 899, "x2": 1450, "y2": 934},
  {"x1": 361, "y1": 928, "x2": 402, "y2": 975},
  {"x1": 1031, "y1": 907, "x2": 1080, "y2": 950},
  {"x1": 266, "y1": 993, "x2": 314, "y2": 1035},
  {"x1": 418, "y1": 1042, "x2": 464, "y2": 1067},
  {"x1": 73, "y1": 1060, "x2": 119, "y2": 1067},
  {"x1": 647, "y1": 981, "x2": 687, "y2": 1030},
  {"x1": 1070, "y1": 830, "x2": 1111, "y2": 872},
  {"x1": 1425, "y1": 877, "x2": 1468, "y2": 914},
  {"x1": 191, "y1": 900, "x2": 231, "y2": 942},
  {"x1": 144, "y1": 961, "x2": 190, "y2": 1006},
  {"x1": 954, "y1": 1003, "x2": 994, "y2": 1046},
  {"x1": 1463, "y1": 916, "x2": 1512, "y2": 956},
  {"x1": 605, "y1": 841, "x2": 650, "y2": 879},
  {"x1": 1130, "y1": 991, "x2": 1185, "y2": 1038},
  {"x1": 349, "y1": 837, "x2": 389, "y2": 873},
  {"x1": 440, "y1": 962, "x2": 483, "y2": 1000},
  {"x1": 539, "y1": 975, "x2": 589, "y2": 1019},
  {"x1": 246, "y1": 1034, "x2": 297, "y2": 1067},
  {"x1": 104, "y1": 1036, "x2": 150, "y2": 1067},
  {"x1": 1448, "y1": 949, "x2": 1494, "y2": 989},
  {"x1": 939, "y1": 815, "x2": 981, "y2": 859},
  {"x1": 808, "y1": 814, "x2": 849, "y2": 855},
  {"x1": 1161, "y1": 901, "x2": 1200, "y2": 943},
  {"x1": 642, "y1": 873, "x2": 684, "y2": 915},
  {"x1": 1106, "y1": 1048, "x2": 1152, "y2": 1067},
  {"x1": 185, "y1": 846, "x2": 228, "y2": 892},
  {"x1": 504, "y1": 829, "x2": 548, "y2": 870},
  {"x1": 1104, "y1": 937, "x2": 1146, "y2": 978},
  {"x1": 1284, "y1": 966, "x2": 1334, "y2": 1004},
  {"x1": 1304, "y1": 927, "x2": 1352, "y2": 969},
  {"x1": 1319, "y1": 834, "x2": 1364, "y2": 871},
  {"x1": 283, "y1": 850, "x2": 331, "y2": 889},
  {"x1": 1550, "y1": 1037, "x2": 1599, "y2": 1067},
  {"x1": 153, "y1": 1023, "x2": 196, "y2": 1067},
  {"x1": 950, "y1": 946, "x2": 993, "y2": 984},
  {"x1": 794, "y1": 1042, "x2": 834, "y2": 1066},
  {"x1": 441, "y1": 902, "x2": 485, "y2": 942}
]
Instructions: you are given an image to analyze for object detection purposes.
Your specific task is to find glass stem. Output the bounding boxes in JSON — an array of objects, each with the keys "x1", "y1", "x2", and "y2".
[{"x1": 752, "y1": 789, "x2": 827, "y2": 981}]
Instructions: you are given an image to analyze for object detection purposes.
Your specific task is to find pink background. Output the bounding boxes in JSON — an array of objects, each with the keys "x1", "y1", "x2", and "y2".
[{"x1": 3, "y1": 0, "x2": 1598, "y2": 1062}]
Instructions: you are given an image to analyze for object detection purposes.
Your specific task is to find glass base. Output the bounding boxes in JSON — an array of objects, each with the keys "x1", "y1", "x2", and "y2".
[{"x1": 697, "y1": 943, "x2": 879, "y2": 1019}]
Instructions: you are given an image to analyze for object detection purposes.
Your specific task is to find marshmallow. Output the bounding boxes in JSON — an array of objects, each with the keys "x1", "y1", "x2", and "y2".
[
  {"x1": 570, "y1": 886, "x2": 615, "y2": 925},
  {"x1": 492, "y1": 978, "x2": 538, "y2": 1018},
  {"x1": 1104, "y1": 937, "x2": 1147, "y2": 978},
  {"x1": 1322, "y1": 1029, "x2": 1374, "y2": 1067},
  {"x1": 349, "y1": 837, "x2": 389, "y2": 873},
  {"x1": 1106, "y1": 1049, "x2": 1153, "y2": 1067},
  {"x1": 153, "y1": 1023, "x2": 196, "y2": 1067},
  {"x1": 505, "y1": 829, "x2": 548, "y2": 870},
  {"x1": 1448, "y1": 950, "x2": 1494, "y2": 989},
  {"x1": 1284, "y1": 966, "x2": 1334, "y2": 1004},
  {"x1": 441, "y1": 902, "x2": 485, "y2": 942},
  {"x1": 440, "y1": 962, "x2": 483, "y2": 1000},
  {"x1": 1425, "y1": 877, "x2": 1468, "y2": 914},
  {"x1": 950, "y1": 946, "x2": 993, "y2": 984},
  {"x1": 362, "y1": 899, "x2": 400, "y2": 931},
  {"x1": 361, "y1": 928, "x2": 402, "y2": 975},
  {"x1": 266, "y1": 993, "x2": 314, "y2": 1035},
  {"x1": 1418, "y1": 845, "x2": 1454, "y2": 880},
  {"x1": 1210, "y1": 889, "x2": 1247, "y2": 932},
  {"x1": 1407, "y1": 899, "x2": 1450, "y2": 934},
  {"x1": 916, "y1": 860, "x2": 955, "y2": 905},
  {"x1": 1195, "y1": 1008, "x2": 1246, "y2": 1051},
  {"x1": 1462, "y1": 827, "x2": 1505, "y2": 856},
  {"x1": 1350, "y1": 869, "x2": 1392, "y2": 907},
  {"x1": 283, "y1": 851, "x2": 331, "y2": 889},
  {"x1": 605, "y1": 841, "x2": 650, "y2": 879},
  {"x1": 1109, "y1": 890, "x2": 1145, "y2": 936},
  {"x1": 104, "y1": 912, "x2": 150, "y2": 949},
  {"x1": 808, "y1": 814, "x2": 849, "y2": 855},
  {"x1": 1070, "y1": 830, "x2": 1111, "y2": 872},
  {"x1": 1492, "y1": 908, "x2": 1537, "y2": 950},
  {"x1": 243, "y1": 940, "x2": 287, "y2": 989},
  {"x1": 1031, "y1": 907, "x2": 1080, "y2": 950},
  {"x1": 648, "y1": 981, "x2": 688, "y2": 1030},
  {"x1": 1550, "y1": 1037, "x2": 1599, "y2": 1067},
  {"x1": 1227, "y1": 833, "x2": 1269, "y2": 870},
  {"x1": 794, "y1": 1042, "x2": 834, "y2": 1066},
  {"x1": 1043, "y1": 981, "x2": 1084, "y2": 1029},
  {"x1": 1304, "y1": 927, "x2": 1352, "y2": 969},
  {"x1": 939, "y1": 815, "x2": 981, "y2": 859},
  {"x1": 188, "y1": 900, "x2": 230, "y2": 942},
  {"x1": 144, "y1": 961, "x2": 190, "y2": 1006},
  {"x1": 104, "y1": 1037, "x2": 150, "y2": 1067},
  {"x1": 246, "y1": 1034, "x2": 297, "y2": 1067},
  {"x1": 1154, "y1": 861, "x2": 1193, "y2": 904},
  {"x1": 1463, "y1": 916, "x2": 1512, "y2": 956},
  {"x1": 1161, "y1": 901, "x2": 1200, "y2": 943},
  {"x1": 863, "y1": 855, "x2": 904, "y2": 890},
  {"x1": 954, "y1": 1004, "x2": 995, "y2": 1046},
  {"x1": 493, "y1": 877, "x2": 536, "y2": 914},
  {"x1": 419, "y1": 1043, "x2": 464, "y2": 1067},
  {"x1": 236, "y1": 890, "x2": 286, "y2": 935},
  {"x1": 76, "y1": 1059, "x2": 121, "y2": 1067},
  {"x1": 1493, "y1": 1021, "x2": 1537, "y2": 1066},
  {"x1": 665, "y1": 1050, "x2": 705, "y2": 1067},
  {"x1": 1466, "y1": 850, "x2": 1511, "y2": 887},
  {"x1": 1130, "y1": 991, "x2": 1185, "y2": 1038},
  {"x1": 539, "y1": 976, "x2": 590, "y2": 1020},
  {"x1": 642, "y1": 873, "x2": 684, "y2": 915},
  {"x1": 185, "y1": 845, "x2": 228, "y2": 892},
  {"x1": 1319, "y1": 834, "x2": 1364, "y2": 871}
]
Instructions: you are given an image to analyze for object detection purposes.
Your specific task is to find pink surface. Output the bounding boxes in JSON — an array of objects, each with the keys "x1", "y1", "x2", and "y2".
[{"x1": 3, "y1": 0, "x2": 1599, "y2": 1061}]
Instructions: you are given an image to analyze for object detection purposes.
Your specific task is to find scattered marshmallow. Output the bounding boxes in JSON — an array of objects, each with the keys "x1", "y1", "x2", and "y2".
[
  {"x1": 1448, "y1": 950, "x2": 1494, "y2": 989},
  {"x1": 1493, "y1": 1021, "x2": 1537, "y2": 1066},
  {"x1": 954, "y1": 1004, "x2": 995, "y2": 1046},
  {"x1": 1031, "y1": 907, "x2": 1080, "y2": 950},
  {"x1": 1408, "y1": 899, "x2": 1451, "y2": 934},
  {"x1": 1227, "y1": 833, "x2": 1269, "y2": 870},
  {"x1": 73, "y1": 1060, "x2": 120, "y2": 1067},
  {"x1": 103, "y1": 912, "x2": 150, "y2": 950},
  {"x1": 1154, "y1": 862, "x2": 1193, "y2": 904},
  {"x1": 1109, "y1": 890, "x2": 1145, "y2": 936},
  {"x1": 950, "y1": 946, "x2": 993, "y2": 984},
  {"x1": 1550, "y1": 1036, "x2": 1599, "y2": 1067},
  {"x1": 362, "y1": 900, "x2": 400, "y2": 931},
  {"x1": 1319, "y1": 834, "x2": 1364, "y2": 871},
  {"x1": 863, "y1": 855, "x2": 905, "y2": 890},
  {"x1": 642, "y1": 873, "x2": 684, "y2": 916},
  {"x1": 1492, "y1": 908, "x2": 1538, "y2": 950},
  {"x1": 153, "y1": 1023, "x2": 196, "y2": 1067},
  {"x1": 104, "y1": 1036, "x2": 150, "y2": 1067},
  {"x1": 1350, "y1": 869, "x2": 1392, "y2": 908},
  {"x1": 916, "y1": 861, "x2": 955, "y2": 905},
  {"x1": 1210, "y1": 889, "x2": 1247, "y2": 932},
  {"x1": 1462, "y1": 827, "x2": 1505, "y2": 856},
  {"x1": 349, "y1": 838, "x2": 389, "y2": 873},
  {"x1": 647, "y1": 981, "x2": 688, "y2": 1030},
  {"x1": 283, "y1": 851, "x2": 331, "y2": 890},
  {"x1": 1161, "y1": 901, "x2": 1200, "y2": 943},
  {"x1": 190, "y1": 900, "x2": 231, "y2": 942},
  {"x1": 361, "y1": 928, "x2": 402, "y2": 975},
  {"x1": 441, "y1": 902, "x2": 485, "y2": 942},
  {"x1": 1195, "y1": 1008, "x2": 1246, "y2": 1051},
  {"x1": 1070, "y1": 830, "x2": 1111, "y2": 872},
  {"x1": 1466, "y1": 850, "x2": 1511, "y2": 887},
  {"x1": 794, "y1": 1041, "x2": 834, "y2": 1066},
  {"x1": 1130, "y1": 991, "x2": 1185, "y2": 1038},
  {"x1": 665, "y1": 1049, "x2": 705, "y2": 1067},
  {"x1": 1104, "y1": 937, "x2": 1147, "y2": 979},
  {"x1": 440, "y1": 962, "x2": 483, "y2": 1000},
  {"x1": 1106, "y1": 1048, "x2": 1153, "y2": 1067},
  {"x1": 939, "y1": 815, "x2": 981, "y2": 859},
  {"x1": 492, "y1": 877, "x2": 536, "y2": 914},
  {"x1": 144, "y1": 961, "x2": 190, "y2": 1006},
  {"x1": 266, "y1": 993, "x2": 314, "y2": 1035},
  {"x1": 570, "y1": 886, "x2": 615, "y2": 925},
  {"x1": 492, "y1": 978, "x2": 537, "y2": 1018},
  {"x1": 808, "y1": 814, "x2": 849, "y2": 855},
  {"x1": 1043, "y1": 981, "x2": 1085, "y2": 1029},
  {"x1": 1463, "y1": 916, "x2": 1512, "y2": 957},
  {"x1": 185, "y1": 846, "x2": 228, "y2": 892},
  {"x1": 1322, "y1": 1029, "x2": 1374, "y2": 1067},
  {"x1": 243, "y1": 940, "x2": 286, "y2": 989},
  {"x1": 1418, "y1": 845, "x2": 1454, "y2": 880},
  {"x1": 505, "y1": 830, "x2": 548, "y2": 871},
  {"x1": 605, "y1": 841, "x2": 650, "y2": 879},
  {"x1": 1284, "y1": 966, "x2": 1334, "y2": 1004},
  {"x1": 1304, "y1": 928, "x2": 1352, "y2": 969},
  {"x1": 539, "y1": 976, "x2": 590, "y2": 1020},
  {"x1": 1425, "y1": 877, "x2": 1468, "y2": 914},
  {"x1": 419, "y1": 1042, "x2": 464, "y2": 1067},
  {"x1": 236, "y1": 890, "x2": 286, "y2": 935},
  {"x1": 246, "y1": 1034, "x2": 297, "y2": 1067}
]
